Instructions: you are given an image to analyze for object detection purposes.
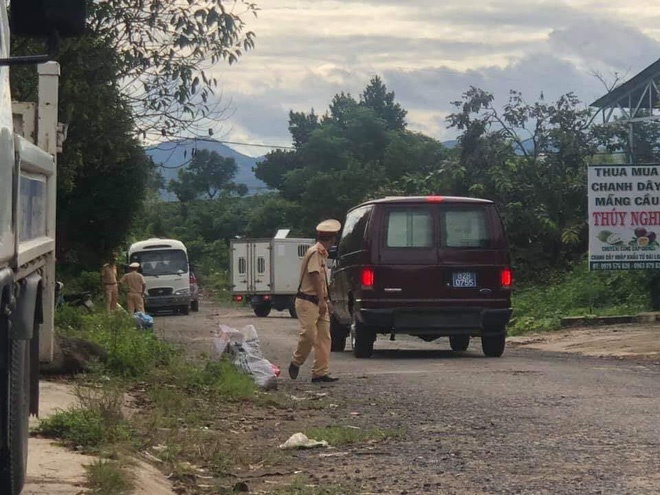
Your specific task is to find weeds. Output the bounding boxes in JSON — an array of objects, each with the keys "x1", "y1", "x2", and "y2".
[
  {"x1": 510, "y1": 263, "x2": 652, "y2": 334},
  {"x1": 85, "y1": 459, "x2": 134, "y2": 495},
  {"x1": 56, "y1": 307, "x2": 174, "y2": 378},
  {"x1": 304, "y1": 425, "x2": 404, "y2": 446},
  {"x1": 36, "y1": 384, "x2": 131, "y2": 451}
]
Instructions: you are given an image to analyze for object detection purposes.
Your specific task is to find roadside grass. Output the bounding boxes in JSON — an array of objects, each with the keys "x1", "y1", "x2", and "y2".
[
  {"x1": 56, "y1": 307, "x2": 175, "y2": 378},
  {"x1": 510, "y1": 263, "x2": 652, "y2": 334},
  {"x1": 304, "y1": 425, "x2": 405, "y2": 446},
  {"x1": 48, "y1": 306, "x2": 400, "y2": 493},
  {"x1": 85, "y1": 459, "x2": 134, "y2": 495}
]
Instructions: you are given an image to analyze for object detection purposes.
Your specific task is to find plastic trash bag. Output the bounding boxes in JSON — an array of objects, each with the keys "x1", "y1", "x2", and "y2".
[
  {"x1": 133, "y1": 311, "x2": 154, "y2": 330},
  {"x1": 214, "y1": 324, "x2": 278, "y2": 390},
  {"x1": 279, "y1": 433, "x2": 329, "y2": 450}
]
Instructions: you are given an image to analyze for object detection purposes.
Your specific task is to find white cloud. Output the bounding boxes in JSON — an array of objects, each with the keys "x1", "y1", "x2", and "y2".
[{"x1": 193, "y1": 0, "x2": 660, "y2": 155}]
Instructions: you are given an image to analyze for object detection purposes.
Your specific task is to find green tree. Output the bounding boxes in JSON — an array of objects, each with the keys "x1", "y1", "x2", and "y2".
[
  {"x1": 88, "y1": 0, "x2": 258, "y2": 138},
  {"x1": 360, "y1": 76, "x2": 407, "y2": 131},
  {"x1": 52, "y1": 38, "x2": 152, "y2": 267},
  {"x1": 443, "y1": 87, "x2": 597, "y2": 275},
  {"x1": 168, "y1": 149, "x2": 247, "y2": 201}
]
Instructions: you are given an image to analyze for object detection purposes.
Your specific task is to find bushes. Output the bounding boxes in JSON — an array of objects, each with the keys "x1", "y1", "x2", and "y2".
[
  {"x1": 56, "y1": 308, "x2": 174, "y2": 378},
  {"x1": 510, "y1": 263, "x2": 652, "y2": 334}
]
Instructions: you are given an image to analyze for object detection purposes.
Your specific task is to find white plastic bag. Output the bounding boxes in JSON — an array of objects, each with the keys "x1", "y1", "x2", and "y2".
[
  {"x1": 213, "y1": 324, "x2": 245, "y2": 355},
  {"x1": 216, "y1": 324, "x2": 278, "y2": 390},
  {"x1": 279, "y1": 433, "x2": 329, "y2": 450}
]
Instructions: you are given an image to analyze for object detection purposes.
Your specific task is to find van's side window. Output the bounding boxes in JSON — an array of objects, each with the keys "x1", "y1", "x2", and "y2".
[
  {"x1": 386, "y1": 210, "x2": 433, "y2": 248},
  {"x1": 442, "y1": 209, "x2": 489, "y2": 247},
  {"x1": 339, "y1": 205, "x2": 373, "y2": 254}
]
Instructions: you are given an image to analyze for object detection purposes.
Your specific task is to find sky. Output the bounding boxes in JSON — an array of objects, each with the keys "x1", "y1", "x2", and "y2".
[{"x1": 206, "y1": 0, "x2": 660, "y2": 157}]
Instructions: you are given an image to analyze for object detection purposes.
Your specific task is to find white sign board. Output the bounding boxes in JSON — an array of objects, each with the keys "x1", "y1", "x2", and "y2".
[{"x1": 588, "y1": 164, "x2": 660, "y2": 270}]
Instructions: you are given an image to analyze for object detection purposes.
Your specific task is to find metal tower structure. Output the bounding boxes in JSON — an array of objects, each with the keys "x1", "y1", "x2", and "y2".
[{"x1": 590, "y1": 58, "x2": 660, "y2": 163}]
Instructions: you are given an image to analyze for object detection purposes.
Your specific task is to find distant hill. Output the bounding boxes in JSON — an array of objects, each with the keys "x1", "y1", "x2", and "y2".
[{"x1": 146, "y1": 139, "x2": 267, "y2": 201}]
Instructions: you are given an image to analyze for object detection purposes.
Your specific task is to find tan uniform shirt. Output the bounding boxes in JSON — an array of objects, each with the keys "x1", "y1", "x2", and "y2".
[
  {"x1": 298, "y1": 243, "x2": 329, "y2": 300},
  {"x1": 120, "y1": 271, "x2": 145, "y2": 294},
  {"x1": 101, "y1": 263, "x2": 118, "y2": 285}
]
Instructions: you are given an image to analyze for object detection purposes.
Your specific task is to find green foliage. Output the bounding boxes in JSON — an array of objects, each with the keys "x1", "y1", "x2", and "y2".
[
  {"x1": 510, "y1": 263, "x2": 652, "y2": 334},
  {"x1": 87, "y1": 0, "x2": 258, "y2": 138},
  {"x1": 163, "y1": 358, "x2": 258, "y2": 402},
  {"x1": 56, "y1": 308, "x2": 174, "y2": 379},
  {"x1": 85, "y1": 459, "x2": 134, "y2": 495},
  {"x1": 439, "y1": 88, "x2": 598, "y2": 277},
  {"x1": 304, "y1": 426, "x2": 404, "y2": 446},
  {"x1": 254, "y1": 77, "x2": 447, "y2": 230},
  {"x1": 168, "y1": 149, "x2": 247, "y2": 202},
  {"x1": 37, "y1": 408, "x2": 128, "y2": 449}
]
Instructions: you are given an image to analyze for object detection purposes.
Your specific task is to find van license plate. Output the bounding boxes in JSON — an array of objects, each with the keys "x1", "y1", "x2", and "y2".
[{"x1": 452, "y1": 272, "x2": 476, "y2": 288}]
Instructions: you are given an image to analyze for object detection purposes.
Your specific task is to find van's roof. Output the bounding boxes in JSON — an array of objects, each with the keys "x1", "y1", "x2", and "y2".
[
  {"x1": 129, "y1": 238, "x2": 187, "y2": 254},
  {"x1": 356, "y1": 196, "x2": 493, "y2": 208}
]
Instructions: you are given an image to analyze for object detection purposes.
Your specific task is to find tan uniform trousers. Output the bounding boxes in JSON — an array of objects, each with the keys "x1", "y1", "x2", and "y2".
[
  {"x1": 292, "y1": 298, "x2": 331, "y2": 378},
  {"x1": 104, "y1": 285, "x2": 119, "y2": 311},
  {"x1": 126, "y1": 293, "x2": 145, "y2": 314}
]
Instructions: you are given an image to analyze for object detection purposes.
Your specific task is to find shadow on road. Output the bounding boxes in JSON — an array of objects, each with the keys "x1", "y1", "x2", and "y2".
[{"x1": 358, "y1": 349, "x2": 484, "y2": 360}]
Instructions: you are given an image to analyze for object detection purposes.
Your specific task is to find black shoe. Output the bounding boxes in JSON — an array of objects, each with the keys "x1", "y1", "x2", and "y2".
[
  {"x1": 311, "y1": 375, "x2": 339, "y2": 383},
  {"x1": 288, "y1": 362, "x2": 299, "y2": 380}
]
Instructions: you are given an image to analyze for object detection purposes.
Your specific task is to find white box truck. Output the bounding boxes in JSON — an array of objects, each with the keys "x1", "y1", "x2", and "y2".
[
  {"x1": 0, "y1": 2, "x2": 86, "y2": 493},
  {"x1": 231, "y1": 232, "x2": 314, "y2": 317}
]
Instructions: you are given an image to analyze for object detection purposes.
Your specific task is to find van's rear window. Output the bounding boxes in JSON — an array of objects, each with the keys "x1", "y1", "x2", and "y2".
[
  {"x1": 386, "y1": 210, "x2": 433, "y2": 248},
  {"x1": 442, "y1": 209, "x2": 489, "y2": 248}
]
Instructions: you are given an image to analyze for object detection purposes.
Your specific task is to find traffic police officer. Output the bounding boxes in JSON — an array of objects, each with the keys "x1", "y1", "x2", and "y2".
[
  {"x1": 289, "y1": 219, "x2": 341, "y2": 383},
  {"x1": 120, "y1": 262, "x2": 147, "y2": 313},
  {"x1": 101, "y1": 253, "x2": 119, "y2": 311}
]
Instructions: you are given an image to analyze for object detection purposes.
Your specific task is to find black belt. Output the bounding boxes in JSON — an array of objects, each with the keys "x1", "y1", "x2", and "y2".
[{"x1": 296, "y1": 292, "x2": 319, "y2": 305}]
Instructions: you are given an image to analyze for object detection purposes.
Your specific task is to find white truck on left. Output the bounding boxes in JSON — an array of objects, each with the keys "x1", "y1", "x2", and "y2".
[{"x1": 0, "y1": 2, "x2": 86, "y2": 494}]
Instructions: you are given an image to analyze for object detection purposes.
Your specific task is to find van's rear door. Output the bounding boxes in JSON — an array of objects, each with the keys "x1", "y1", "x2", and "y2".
[
  {"x1": 374, "y1": 204, "x2": 440, "y2": 303},
  {"x1": 436, "y1": 203, "x2": 508, "y2": 301},
  {"x1": 373, "y1": 201, "x2": 508, "y2": 307}
]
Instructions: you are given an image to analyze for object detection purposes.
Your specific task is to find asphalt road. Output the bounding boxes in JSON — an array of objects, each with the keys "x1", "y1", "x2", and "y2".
[{"x1": 155, "y1": 301, "x2": 660, "y2": 495}]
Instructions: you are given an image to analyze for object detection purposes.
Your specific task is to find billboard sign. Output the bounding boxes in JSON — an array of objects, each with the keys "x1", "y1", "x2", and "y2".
[{"x1": 588, "y1": 164, "x2": 660, "y2": 270}]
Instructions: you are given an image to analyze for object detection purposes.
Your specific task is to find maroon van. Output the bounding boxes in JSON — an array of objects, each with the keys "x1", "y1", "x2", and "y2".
[{"x1": 328, "y1": 196, "x2": 513, "y2": 358}]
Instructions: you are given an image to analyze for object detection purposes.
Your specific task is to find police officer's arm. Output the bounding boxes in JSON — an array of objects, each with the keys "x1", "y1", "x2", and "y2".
[{"x1": 310, "y1": 272, "x2": 328, "y2": 316}]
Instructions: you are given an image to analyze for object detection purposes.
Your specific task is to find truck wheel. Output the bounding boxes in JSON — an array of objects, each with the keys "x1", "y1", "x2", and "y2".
[
  {"x1": 191, "y1": 300, "x2": 199, "y2": 312},
  {"x1": 450, "y1": 335, "x2": 470, "y2": 352},
  {"x1": 180, "y1": 305, "x2": 190, "y2": 316},
  {"x1": 0, "y1": 336, "x2": 31, "y2": 495},
  {"x1": 482, "y1": 334, "x2": 506, "y2": 357},
  {"x1": 352, "y1": 314, "x2": 374, "y2": 358},
  {"x1": 330, "y1": 316, "x2": 348, "y2": 352},
  {"x1": 254, "y1": 305, "x2": 271, "y2": 317}
]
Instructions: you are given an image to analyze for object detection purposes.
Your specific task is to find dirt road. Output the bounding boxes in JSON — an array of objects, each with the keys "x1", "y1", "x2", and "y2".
[{"x1": 154, "y1": 301, "x2": 660, "y2": 495}]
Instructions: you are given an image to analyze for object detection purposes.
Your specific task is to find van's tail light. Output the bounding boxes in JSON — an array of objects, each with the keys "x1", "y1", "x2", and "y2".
[
  {"x1": 361, "y1": 268, "x2": 375, "y2": 288},
  {"x1": 500, "y1": 268, "x2": 512, "y2": 288},
  {"x1": 233, "y1": 295, "x2": 244, "y2": 302}
]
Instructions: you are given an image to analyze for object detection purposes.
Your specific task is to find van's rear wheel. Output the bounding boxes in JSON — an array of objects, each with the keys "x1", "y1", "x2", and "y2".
[
  {"x1": 482, "y1": 333, "x2": 506, "y2": 357},
  {"x1": 330, "y1": 316, "x2": 348, "y2": 352},
  {"x1": 352, "y1": 314, "x2": 374, "y2": 358},
  {"x1": 450, "y1": 335, "x2": 470, "y2": 352},
  {"x1": 191, "y1": 300, "x2": 199, "y2": 312}
]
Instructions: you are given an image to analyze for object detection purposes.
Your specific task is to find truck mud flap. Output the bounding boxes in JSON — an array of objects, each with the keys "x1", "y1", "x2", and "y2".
[{"x1": 9, "y1": 273, "x2": 42, "y2": 341}]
